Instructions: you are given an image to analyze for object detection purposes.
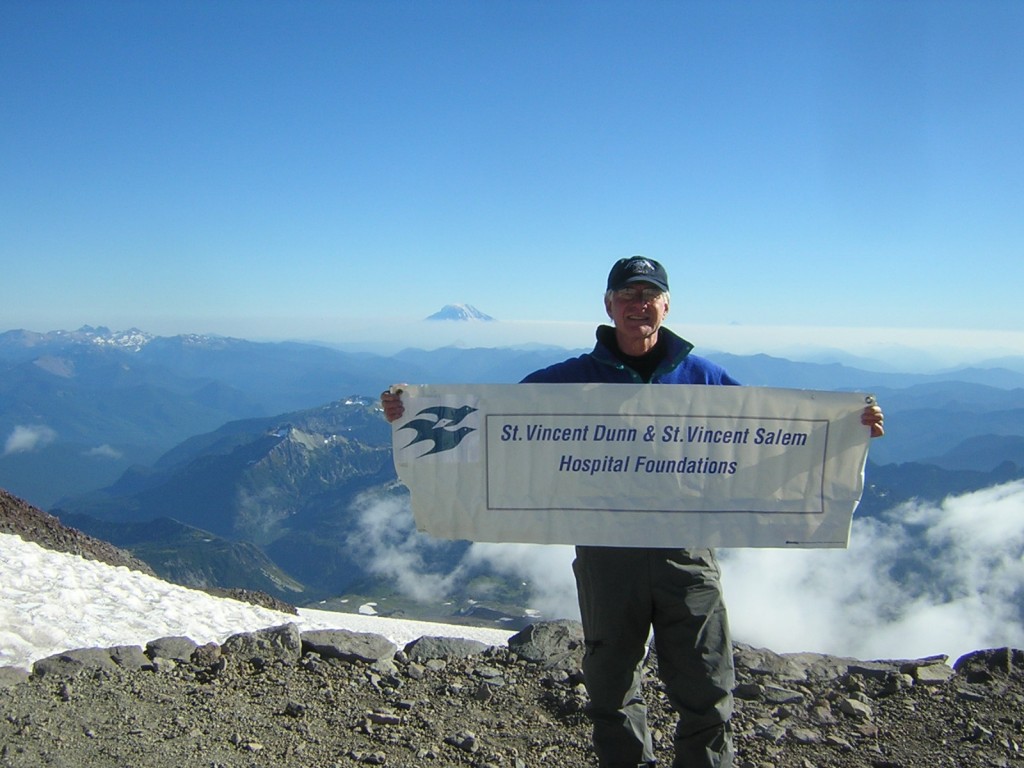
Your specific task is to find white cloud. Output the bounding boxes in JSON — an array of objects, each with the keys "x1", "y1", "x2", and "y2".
[
  {"x1": 84, "y1": 444, "x2": 123, "y2": 459},
  {"x1": 346, "y1": 493, "x2": 470, "y2": 603},
  {"x1": 464, "y1": 542, "x2": 579, "y2": 621},
  {"x1": 719, "y1": 480, "x2": 1024, "y2": 663},
  {"x1": 352, "y1": 481, "x2": 1024, "y2": 662},
  {"x1": 346, "y1": 492, "x2": 580, "y2": 619},
  {"x1": 3, "y1": 425, "x2": 58, "y2": 456}
]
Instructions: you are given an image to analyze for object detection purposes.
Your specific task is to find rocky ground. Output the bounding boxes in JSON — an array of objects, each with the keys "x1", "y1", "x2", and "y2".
[{"x1": 3, "y1": 488, "x2": 1024, "y2": 768}]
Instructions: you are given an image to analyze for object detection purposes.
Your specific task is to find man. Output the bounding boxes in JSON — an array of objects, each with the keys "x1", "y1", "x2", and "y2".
[{"x1": 382, "y1": 256, "x2": 885, "y2": 768}]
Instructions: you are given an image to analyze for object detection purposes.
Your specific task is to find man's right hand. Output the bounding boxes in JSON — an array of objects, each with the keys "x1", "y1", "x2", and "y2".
[{"x1": 380, "y1": 387, "x2": 405, "y2": 423}]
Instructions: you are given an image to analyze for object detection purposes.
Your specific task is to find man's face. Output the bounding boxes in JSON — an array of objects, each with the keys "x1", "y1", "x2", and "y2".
[{"x1": 605, "y1": 281, "x2": 670, "y2": 344}]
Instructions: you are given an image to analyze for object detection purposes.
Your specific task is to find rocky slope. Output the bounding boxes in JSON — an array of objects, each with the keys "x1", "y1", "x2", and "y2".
[{"x1": 2, "y1": 489, "x2": 1024, "y2": 768}]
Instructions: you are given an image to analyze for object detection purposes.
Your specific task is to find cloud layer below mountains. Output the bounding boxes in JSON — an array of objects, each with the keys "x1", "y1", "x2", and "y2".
[
  {"x1": 720, "y1": 479, "x2": 1024, "y2": 662},
  {"x1": 354, "y1": 480, "x2": 1024, "y2": 663}
]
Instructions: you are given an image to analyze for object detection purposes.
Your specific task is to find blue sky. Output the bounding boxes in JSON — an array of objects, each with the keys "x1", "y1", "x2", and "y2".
[{"x1": 2, "y1": 1, "x2": 1022, "y2": 363}]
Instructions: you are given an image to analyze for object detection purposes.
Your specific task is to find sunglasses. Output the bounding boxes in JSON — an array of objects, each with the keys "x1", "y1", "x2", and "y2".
[{"x1": 614, "y1": 287, "x2": 665, "y2": 303}]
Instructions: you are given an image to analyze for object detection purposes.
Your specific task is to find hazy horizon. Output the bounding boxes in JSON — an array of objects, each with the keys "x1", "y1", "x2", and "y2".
[{"x1": 6, "y1": 316, "x2": 1024, "y2": 375}]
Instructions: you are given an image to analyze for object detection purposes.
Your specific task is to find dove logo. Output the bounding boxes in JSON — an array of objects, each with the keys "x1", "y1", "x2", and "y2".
[{"x1": 399, "y1": 404, "x2": 479, "y2": 458}]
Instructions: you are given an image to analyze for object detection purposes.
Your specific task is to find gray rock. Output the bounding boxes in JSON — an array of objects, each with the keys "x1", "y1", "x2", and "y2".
[
  {"x1": 222, "y1": 623, "x2": 302, "y2": 665},
  {"x1": 954, "y1": 647, "x2": 1024, "y2": 683},
  {"x1": 826, "y1": 734, "x2": 854, "y2": 750},
  {"x1": 32, "y1": 647, "x2": 121, "y2": 677},
  {"x1": 838, "y1": 697, "x2": 873, "y2": 720},
  {"x1": 0, "y1": 666, "x2": 30, "y2": 687},
  {"x1": 754, "y1": 721, "x2": 787, "y2": 743},
  {"x1": 809, "y1": 702, "x2": 837, "y2": 724},
  {"x1": 191, "y1": 641, "x2": 222, "y2": 667},
  {"x1": 847, "y1": 660, "x2": 906, "y2": 680},
  {"x1": 146, "y1": 635, "x2": 199, "y2": 662},
  {"x1": 790, "y1": 727, "x2": 822, "y2": 744},
  {"x1": 508, "y1": 619, "x2": 584, "y2": 670},
  {"x1": 301, "y1": 628, "x2": 397, "y2": 663},
  {"x1": 403, "y1": 635, "x2": 490, "y2": 660},
  {"x1": 734, "y1": 643, "x2": 856, "y2": 682},
  {"x1": 912, "y1": 662, "x2": 955, "y2": 686},
  {"x1": 444, "y1": 730, "x2": 479, "y2": 753},
  {"x1": 370, "y1": 657, "x2": 399, "y2": 677},
  {"x1": 734, "y1": 682, "x2": 763, "y2": 700},
  {"x1": 762, "y1": 684, "x2": 805, "y2": 705},
  {"x1": 897, "y1": 654, "x2": 950, "y2": 679},
  {"x1": 29, "y1": 644, "x2": 150, "y2": 677},
  {"x1": 108, "y1": 644, "x2": 151, "y2": 671}
]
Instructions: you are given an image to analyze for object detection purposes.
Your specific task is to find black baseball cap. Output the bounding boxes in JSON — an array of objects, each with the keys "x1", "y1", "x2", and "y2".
[{"x1": 607, "y1": 256, "x2": 669, "y2": 293}]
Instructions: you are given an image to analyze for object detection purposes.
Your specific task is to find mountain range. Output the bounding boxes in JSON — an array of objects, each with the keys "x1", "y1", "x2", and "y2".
[
  {"x1": 0, "y1": 325, "x2": 570, "y2": 506},
  {"x1": 3, "y1": 325, "x2": 1024, "y2": 627}
]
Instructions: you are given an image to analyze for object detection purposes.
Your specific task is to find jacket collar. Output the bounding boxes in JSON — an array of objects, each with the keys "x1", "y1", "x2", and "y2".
[{"x1": 593, "y1": 324, "x2": 695, "y2": 375}]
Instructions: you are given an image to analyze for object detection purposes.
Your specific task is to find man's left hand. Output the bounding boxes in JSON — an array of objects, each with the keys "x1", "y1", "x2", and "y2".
[{"x1": 861, "y1": 404, "x2": 885, "y2": 438}]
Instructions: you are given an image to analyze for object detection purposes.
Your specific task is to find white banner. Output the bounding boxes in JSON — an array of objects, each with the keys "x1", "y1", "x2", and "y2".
[{"x1": 391, "y1": 384, "x2": 874, "y2": 548}]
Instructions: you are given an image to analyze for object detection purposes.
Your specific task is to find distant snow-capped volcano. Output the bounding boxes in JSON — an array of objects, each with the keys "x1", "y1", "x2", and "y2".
[{"x1": 424, "y1": 304, "x2": 496, "y2": 322}]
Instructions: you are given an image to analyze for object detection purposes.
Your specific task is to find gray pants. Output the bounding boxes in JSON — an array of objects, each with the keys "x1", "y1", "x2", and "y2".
[{"x1": 573, "y1": 546, "x2": 735, "y2": 768}]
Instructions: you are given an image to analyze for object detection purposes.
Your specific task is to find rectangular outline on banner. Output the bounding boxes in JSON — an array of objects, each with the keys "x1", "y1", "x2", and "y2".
[{"x1": 483, "y1": 411, "x2": 831, "y2": 515}]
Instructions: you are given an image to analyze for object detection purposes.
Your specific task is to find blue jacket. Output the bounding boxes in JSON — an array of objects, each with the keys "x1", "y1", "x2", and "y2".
[{"x1": 521, "y1": 326, "x2": 740, "y2": 386}]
